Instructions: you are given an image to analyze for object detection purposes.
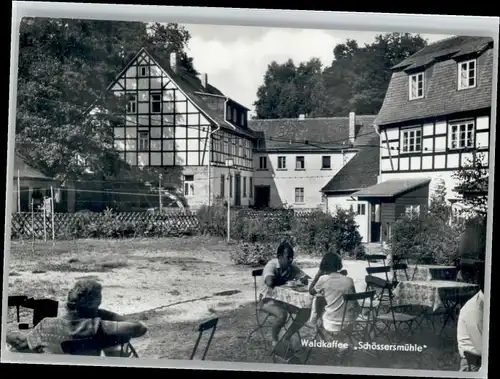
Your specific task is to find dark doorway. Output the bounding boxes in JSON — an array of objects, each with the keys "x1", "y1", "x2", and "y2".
[
  {"x1": 254, "y1": 185, "x2": 270, "y2": 209},
  {"x1": 370, "y1": 203, "x2": 381, "y2": 242},
  {"x1": 234, "y1": 173, "x2": 241, "y2": 207}
]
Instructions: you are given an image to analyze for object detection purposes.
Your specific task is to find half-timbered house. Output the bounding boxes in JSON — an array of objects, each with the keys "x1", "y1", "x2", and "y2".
[
  {"x1": 352, "y1": 36, "x2": 494, "y2": 244},
  {"x1": 106, "y1": 48, "x2": 256, "y2": 209}
]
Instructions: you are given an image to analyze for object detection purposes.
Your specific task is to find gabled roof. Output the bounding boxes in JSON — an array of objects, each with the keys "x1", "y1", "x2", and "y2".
[
  {"x1": 321, "y1": 133, "x2": 380, "y2": 193},
  {"x1": 105, "y1": 48, "x2": 256, "y2": 139},
  {"x1": 248, "y1": 115, "x2": 377, "y2": 152},
  {"x1": 14, "y1": 153, "x2": 54, "y2": 181},
  {"x1": 375, "y1": 36, "x2": 494, "y2": 126},
  {"x1": 353, "y1": 178, "x2": 431, "y2": 199}
]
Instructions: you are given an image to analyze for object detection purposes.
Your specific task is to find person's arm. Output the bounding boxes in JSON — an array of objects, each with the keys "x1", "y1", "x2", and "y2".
[
  {"x1": 309, "y1": 270, "x2": 324, "y2": 296},
  {"x1": 99, "y1": 320, "x2": 148, "y2": 341},
  {"x1": 457, "y1": 308, "x2": 481, "y2": 357},
  {"x1": 294, "y1": 265, "x2": 311, "y2": 284},
  {"x1": 98, "y1": 308, "x2": 127, "y2": 322},
  {"x1": 7, "y1": 330, "x2": 42, "y2": 353}
]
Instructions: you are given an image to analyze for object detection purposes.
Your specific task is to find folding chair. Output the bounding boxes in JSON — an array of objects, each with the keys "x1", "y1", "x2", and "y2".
[
  {"x1": 8, "y1": 295, "x2": 28, "y2": 324},
  {"x1": 365, "y1": 254, "x2": 387, "y2": 268},
  {"x1": 303, "y1": 291, "x2": 377, "y2": 365},
  {"x1": 463, "y1": 351, "x2": 481, "y2": 372},
  {"x1": 392, "y1": 262, "x2": 409, "y2": 283},
  {"x1": 23, "y1": 298, "x2": 59, "y2": 327},
  {"x1": 246, "y1": 269, "x2": 273, "y2": 345},
  {"x1": 366, "y1": 265, "x2": 391, "y2": 283},
  {"x1": 365, "y1": 275, "x2": 417, "y2": 344},
  {"x1": 61, "y1": 336, "x2": 138, "y2": 357},
  {"x1": 190, "y1": 317, "x2": 219, "y2": 360}
]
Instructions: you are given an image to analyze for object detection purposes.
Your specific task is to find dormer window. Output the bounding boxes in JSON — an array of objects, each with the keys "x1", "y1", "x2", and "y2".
[
  {"x1": 227, "y1": 105, "x2": 232, "y2": 121},
  {"x1": 409, "y1": 72, "x2": 424, "y2": 100},
  {"x1": 458, "y1": 59, "x2": 476, "y2": 90},
  {"x1": 232, "y1": 108, "x2": 237, "y2": 123}
]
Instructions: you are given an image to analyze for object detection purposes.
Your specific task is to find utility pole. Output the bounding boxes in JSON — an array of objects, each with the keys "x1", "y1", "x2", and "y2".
[{"x1": 158, "y1": 173, "x2": 163, "y2": 213}]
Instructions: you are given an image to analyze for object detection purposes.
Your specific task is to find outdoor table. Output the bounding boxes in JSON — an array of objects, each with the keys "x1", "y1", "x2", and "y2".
[
  {"x1": 405, "y1": 265, "x2": 458, "y2": 281},
  {"x1": 392, "y1": 280, "x2": 478, "y2": 333}
]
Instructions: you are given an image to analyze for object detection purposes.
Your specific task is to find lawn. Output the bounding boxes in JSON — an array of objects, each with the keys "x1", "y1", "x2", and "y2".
[{"x1": 5, "y1": 236, "x2": 460, "y2": 370}]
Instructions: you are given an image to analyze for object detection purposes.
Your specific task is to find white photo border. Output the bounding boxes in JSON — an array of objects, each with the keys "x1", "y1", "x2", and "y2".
[{"x1": 3, "y1": 2, "x2": 498, "y2": 378}]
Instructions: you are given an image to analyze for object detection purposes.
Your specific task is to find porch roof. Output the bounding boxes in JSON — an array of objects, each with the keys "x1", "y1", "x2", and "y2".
[{"x1": 352, "y1": 178, "x2": 431, "y2": 200}]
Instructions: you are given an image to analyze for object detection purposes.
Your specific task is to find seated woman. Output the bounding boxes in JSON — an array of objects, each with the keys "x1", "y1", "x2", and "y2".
[
  {"x1": 6, "y1": 279, "x2": 147, "y2": 355},
  {"x1": 309, "y1": 252, "x2": 360, "y2": 334},
  {"x1": 261, "y1": 241, "x2": 310, "y2": 348}
]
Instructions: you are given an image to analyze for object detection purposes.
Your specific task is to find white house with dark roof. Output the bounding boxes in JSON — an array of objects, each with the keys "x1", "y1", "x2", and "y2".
[
  {"x1": 248, "y1": 113, "x2": 377, "y2": 210},
  {"x1": 351, "y1": 36, "x2": 494, "y2": 244},
  {"x1": 320, "y1": 132, "x2": 380, "y2": 243},
  {"x1": 104, "y1": 48, "x2": 257, "y2": 209}
]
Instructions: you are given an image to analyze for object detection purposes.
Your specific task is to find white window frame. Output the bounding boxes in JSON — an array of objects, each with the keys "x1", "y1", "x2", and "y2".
[
  {"x1": 150, "y1": 92, "x2": 162, "y2": 114},
  {"x1": 294, "y1": 187, "x2": 305, "y2": 203},
  {"x1": 449, "y1": 120, "x2": 475, "y2": 150},
  {"x1": 296, "y1": 156, "x2": 305, "y2": 170},
  {"x1": 357, "y1": 203, "x2": 366, "y2": 216},
  {"x1": 126, "y1": 94, "x2": 137, "y2": 114},
  {"x1": 458, "y1": 59, "x2": 477, "y2": 90},
  {"x1": 259, "y1": 156, "x2": 267, "y2": 170},
  {"x1": 400, "y1": 127, "x2": 422, "y2": 153},
  {"x1": 409, "y1": 72, "x2": 424, "y2": 100},
  {"x1": 277, "y1": 156, "x2": 287, "y2": 169},
  {"x1": 184, "y1": 175, "x2": 195, "y2": 197},
  {"x1": 405, "y1": 205, "x2": 420, "y2": 216},
  {"x1": 138, "y1": 131, "x2": 149, "y2": 151}
]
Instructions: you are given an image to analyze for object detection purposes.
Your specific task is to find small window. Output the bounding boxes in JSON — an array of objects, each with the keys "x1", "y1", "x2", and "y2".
[
  {"x1": 138, "y1": 66, "x2": 148, "y2": 77},
  {"x1": 220, "y1": 174, "x2": 225, "y2": 198},
  {"x1": 405, "y1": 204, "x2": 420, "y2": 216},
  {"x1": 151, "y1": 92, "x2": 162, "y2": 114},
  {"x1": 449, "y1": 121, "x2": 474, "y2": 149},
  {"x1": 295, "y1": 188, "x2": 305, "y2": 203},
  {"x1": 296, "y1": 156, "x2": 305, "y2": 170},
  {"x1": 458, "y1": 59, "x2": 476, "y2": 90},
  {"x1": 233, "y1": 108, "x2": 237, "y2": 123},
  {"x1": 357, "y1": 203, "x2": 366, "y2": 216},
  {"x1": 322, "y1": 156, "x2": 331, "y2": 169},
  {"x1": 401, "y1": 128, "x2": 422, "y2": 153},
  {"x1": 278, "y1": 156, "x2": 287, "y2": 169},
  {"x1": 126, "y1": 94, "x2": 137, "y2": 114},
  {"x1": 138, "y1": 131, "x2": 149, "y2": 151},
  {"x1": 227, "y1": 105, "x2": 232, "y2": 121},
  {"x1": 184, "y1": 175, "x2": 194, "y2": 197},
  {"x1": 229, "y1": 174, "x2": 233, "y2": 197},
  {"x1": 243, "y1": 177, "x2": 247, "y2": 197},
  {"x1": 409, "y1": 72, "x2": 424, "y2": 100},
  {"x1": 259, "y1": 156, "x2": 267, "y2": 169},
  {"x1": 249, "y1": 177, "x2": 253, "y2": 198}
]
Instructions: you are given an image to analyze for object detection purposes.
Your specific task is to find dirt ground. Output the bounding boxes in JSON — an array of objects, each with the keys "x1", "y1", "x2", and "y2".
[{"x1": 5, "y1": 237, "x2": 460, "y2": 370}]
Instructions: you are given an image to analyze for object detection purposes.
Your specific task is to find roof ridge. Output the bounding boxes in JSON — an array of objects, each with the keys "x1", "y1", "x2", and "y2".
[{"x1": 249, "y1": 115, "x2": 377, "y2": 122}]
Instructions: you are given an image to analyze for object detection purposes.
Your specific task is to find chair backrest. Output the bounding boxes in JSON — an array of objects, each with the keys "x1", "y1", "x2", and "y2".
[
  {"x1": 364, "y1": 275, "x2": 394, "y2": 313},
  {"x1": 392, "y1": 263, "x2": 409, "y2": 281},
  {"x1": 190, "y1": 317, "x2": 219, "y2": 360},
  {"x1": 366, "y1": 265, "x2": 391, "y2": 281},
  {"x1": 8, "y1": 295, "x2": 28, "y2": 323},
  {"x1": 365, "y1": 254, "x2": 387, "y2": 267},
  {"x1": 61, "y1": 336, "x2": 138, "y2": 357},
  {"x1": 252, "y1": 269, "x2": 264, "y2": 304},
  {"x1": 22, "y1": 298, "x2": 59, "y2": 327}
]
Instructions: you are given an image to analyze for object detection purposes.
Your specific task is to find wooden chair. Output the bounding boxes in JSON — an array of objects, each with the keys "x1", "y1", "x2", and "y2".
[
  {"x1": 190, "y1": 317, "x2": 219, "y2": 360},
  {"x1": 365, "y1": 275, "x2": 417, "y2": 343}
]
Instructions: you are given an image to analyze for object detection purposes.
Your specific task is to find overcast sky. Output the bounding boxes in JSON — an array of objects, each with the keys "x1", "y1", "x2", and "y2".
[{"x1": 181, "y1": 24, "x2": 452, "y2": 114}]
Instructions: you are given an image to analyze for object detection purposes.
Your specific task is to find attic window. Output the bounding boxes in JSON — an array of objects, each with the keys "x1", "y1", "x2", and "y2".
[
  {"x1": 458, "y1": 59, "x2": 476, "y2": 90},
  {"x1": 233, "y1": 108, "x2": 237, "y2": 123},
  {"x1": 138, "y1": 66, "x2": 148, "y2": 77},
  {"x1": 409, "y1": 72, "x2": 424, "y2": 100}
]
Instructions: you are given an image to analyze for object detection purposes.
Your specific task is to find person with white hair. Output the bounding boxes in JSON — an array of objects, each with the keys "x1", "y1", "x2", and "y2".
[{"x1": 6, "y1": 279, "x2": 147, "y2": 355}]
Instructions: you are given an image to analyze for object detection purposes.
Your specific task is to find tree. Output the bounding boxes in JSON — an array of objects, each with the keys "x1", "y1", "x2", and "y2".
[
  {"x1": 453, "y1": 151, "x2": 489, "y2": 218},
  {"x1": 16, "y1": 18, "x2": 195, "y2": 185},
  {"x1": 428, "y1": 179, "x2": 451, "y2": 222}
]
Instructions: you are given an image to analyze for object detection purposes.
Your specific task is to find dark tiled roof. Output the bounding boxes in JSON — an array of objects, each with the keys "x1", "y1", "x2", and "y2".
[
  {"x1": 376, "y1": 36, "x2": 494, "y2": 126},
  {"x1": 353, "y1": 178, "x2": 431, "y2": 199},
  {"x1": 248, "y1": 115, "x2": 377, "y2": 152},
  {"x1": 14, "y1": 154, "x2": 53, "y2": 180},
  {"x1": 321, "y1": 134, "x2": 380, "y2": 193}
]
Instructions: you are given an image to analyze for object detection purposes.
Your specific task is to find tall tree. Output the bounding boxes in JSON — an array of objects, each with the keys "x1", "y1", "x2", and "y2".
[{"x1": 16, "y1": 18, "x2": 195, "y2": 183}]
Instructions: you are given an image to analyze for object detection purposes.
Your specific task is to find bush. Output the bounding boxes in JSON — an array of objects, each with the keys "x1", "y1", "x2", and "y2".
[
  {"x1": 196, "y1": 204, "x2": 226, "y2": 237},
  {"x1": 390, "y1": 211, "x2": 462, "y2": 265},
  {"x1": 230, "y1": 241, "x2": 275, "y2": 267}
]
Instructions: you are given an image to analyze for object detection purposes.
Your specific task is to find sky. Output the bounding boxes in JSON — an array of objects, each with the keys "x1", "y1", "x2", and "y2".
[{"x1": 181, "y1": 24, "x2": 452, "y2": 115}]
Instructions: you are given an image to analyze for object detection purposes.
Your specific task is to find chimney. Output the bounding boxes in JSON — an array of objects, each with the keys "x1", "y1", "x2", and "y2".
[
  {"x1": 169, "y1": 52, "x2": 178, "y2": 74},
  {"x1": 348, "y1": 111, "x2": 356, "y2": 144},
  {"x1": 298, "y1": 114, "x2": 305, "y2": 120},
  {"x1": 202, "y1": 73, "x2": 208, "y2": 89}
]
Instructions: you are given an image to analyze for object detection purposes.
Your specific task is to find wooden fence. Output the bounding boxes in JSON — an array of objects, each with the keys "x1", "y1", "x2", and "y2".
[{"x1": 9, "y1": 209, "x2": 316, "y2": 240}]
